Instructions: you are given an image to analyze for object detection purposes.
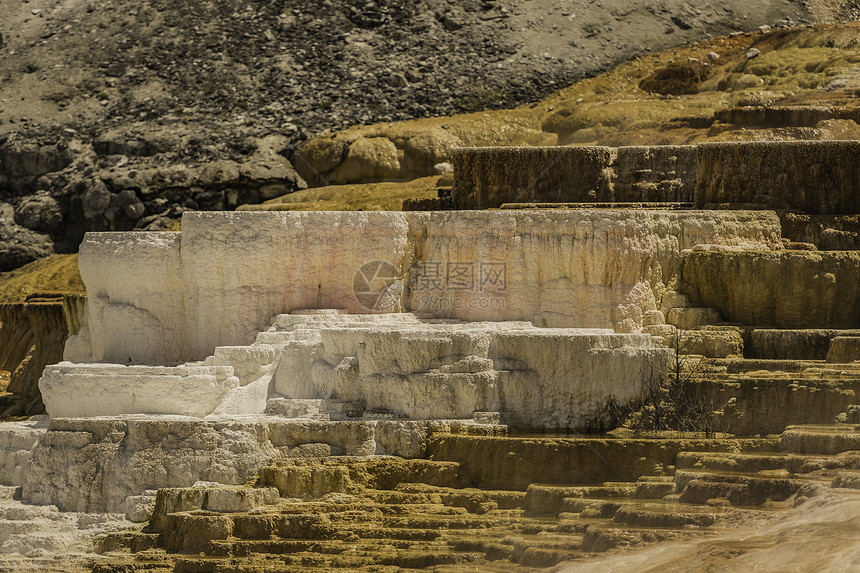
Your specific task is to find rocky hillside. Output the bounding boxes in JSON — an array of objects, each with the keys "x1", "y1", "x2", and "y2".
[
  {"x1": 0, "y1": 0, "x2": 857, "y2": 272},
  {"x1": 1, "y1": 0, "x2": 840, "y2": 136},
  {"x1": 258, "y1": 23, "x2": 860, "y2": 208}
]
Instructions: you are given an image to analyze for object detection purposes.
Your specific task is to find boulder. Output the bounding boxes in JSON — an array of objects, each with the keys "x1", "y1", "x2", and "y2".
[
  {"x1": 104, "y1": 189, "x2": 145, "y2": 228},
  {"x1": 331, "y1": 137, "x2": 401, "y2": 183},
  {"x1": 13, "y1": 192, "x2": 63, "y2": 234},
  {"x1": 0, "y1": 138, "x2": 73, "y2": 180},
  {"x1": 80, "y1": 178, "x2": 112, "y2": 220},
  {"x1": 0, "y1": 203, "x2": 54, "y2": 271},
  {"x1": 293, "y1": 137, "x2": 349, "y2": 186},
  {"x1": 400, "y1": 130, "x2": 462, "y2": 177}
]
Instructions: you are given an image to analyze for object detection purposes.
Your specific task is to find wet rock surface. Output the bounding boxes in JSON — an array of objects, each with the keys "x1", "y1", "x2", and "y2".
[{"x1": 81, "y1": 424, "x2": 860, "y2": 572}]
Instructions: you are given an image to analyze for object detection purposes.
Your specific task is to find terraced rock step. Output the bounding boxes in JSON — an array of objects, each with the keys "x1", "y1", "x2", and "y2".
[
  {"x1": 675, "y1": 470, "x2": 825, "y2": 506},
  {"x1": 676, "y1": 450, "x2": 860, "y2": 474},
  {"x1": 499, "y1": 202, "x2": 695, "y2": 210},
  {"x1": 684, "y1": 362, "x2": 860, "y2": 435},
  {"x1": 524, "y1": 483, "x2": 638, "y2": 516},
  {"x1": 747, "y1": 329, "x2": 860, "y2": 360},
  {"x1": 780, "y1": 425, "x2": 860, "y2": 455},
  {"x1": 90, "y1": 426, "x2": 860, "y2": 571},
  {"x1": 832, "y1": 470, "x2": 860, "y2": 490}
]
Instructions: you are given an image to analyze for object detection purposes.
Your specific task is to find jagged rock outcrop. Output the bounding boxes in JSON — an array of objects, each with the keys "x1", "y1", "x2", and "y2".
[
  {"x1": 1, "y1": 131, "x2": 308, "y2": 258},
  {"x1": 0, "y1": 134, "x2": 74, "y2": 195}
]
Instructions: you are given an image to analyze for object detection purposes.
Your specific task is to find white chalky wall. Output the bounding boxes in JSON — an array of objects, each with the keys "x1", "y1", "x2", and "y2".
[{"x1": 68, "y1": 209, "x2": 782, "y2": 364}]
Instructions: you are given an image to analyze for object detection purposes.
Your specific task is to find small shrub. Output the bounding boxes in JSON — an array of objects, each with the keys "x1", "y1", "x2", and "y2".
[
  {"x1": 626, "y1": 330, "x2": 727, "y2": 437},
  {"x1": 639, "y1": 62, "x2": 711, "y2": 95}
]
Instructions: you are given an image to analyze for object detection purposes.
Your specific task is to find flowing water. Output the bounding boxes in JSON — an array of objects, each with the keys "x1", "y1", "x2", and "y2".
[{"x1": 556, "y1": 491, "x2": 860, "y2": 572}]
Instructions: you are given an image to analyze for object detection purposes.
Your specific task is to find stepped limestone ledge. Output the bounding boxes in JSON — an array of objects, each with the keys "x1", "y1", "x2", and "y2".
[
  {"x1": 42, "y1": 311, "x2": 670, "y2": 427},
  {"x1": 269, "y1": 315, "x2": 672, "y2": 431},
  {"x1": 20, "y1": 417, "x2": 477, "y2": 513},
  {"x1": 681, "y1": 251, "x2": 860, "y2": 328},
  {"x1": 67, "y1": 209, "x2": 781, "y2": 366},
  {"x1": 38, "y1": 364, "x2": 262, "y2": 418}
]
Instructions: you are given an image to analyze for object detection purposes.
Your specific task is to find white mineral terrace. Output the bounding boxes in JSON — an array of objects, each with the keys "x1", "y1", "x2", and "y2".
[
  {"x1": 1, "y1": 208, "x2": 850, "y2": 570},
  {"x1": 70, "y1": 209, "x2": 780, "y2": 363},
  {"x1": 44, "y1": 312, "x2": 669, "y2": 429},
  {"x1": 42, "y1": 209, "x2": 780, "y2": 422}
]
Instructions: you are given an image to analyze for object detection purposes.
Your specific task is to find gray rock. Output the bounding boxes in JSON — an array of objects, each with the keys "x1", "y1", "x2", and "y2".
[
  {"x1": 746, "y1": 48, "x2": 761, "y2": 59},
  {"x1": 116, "y1": 189, "x2": 146, "y2": 220},
  {"x1": 104, "y1": 191, "x2": 145, "y2": 228},
  {"x1": 671, "y1": 16, "x2": 693, "y2": 30},
  {"x1": 433, "y1": 162, "x2": 453, "y2": 174},
  {"x1": 0, "y1": 203, "x2": 53, "y2": 271},
  {"x1": 258, "y1": 183, "x2": 290, "y2": 201},
  {"x1": 104, "y1": 62, "x2": 126, "y2": 77},
  {"x1": 440, "y1": 14, "x2": 463, "y2": 32},
  {"x1": 0, "y1": 139, "x2": 72, "y2": 179},
  {"x1": 13, "y1": 192, "x2": 63, "y2": 234},
  {"x1": 389, "y1": 73, "x2": 408, "y2": 88},
  {"x1": 81, "y1": 179, "x2": 112, "y2": 220}
]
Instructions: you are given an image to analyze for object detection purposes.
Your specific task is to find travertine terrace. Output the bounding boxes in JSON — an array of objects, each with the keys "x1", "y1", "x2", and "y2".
[
  {"x1": 0, "y1": 141, "x2": 859, "y2": 571},
  {"x1": 36, "y1": 205, "x2": 780, "y2": 427}
]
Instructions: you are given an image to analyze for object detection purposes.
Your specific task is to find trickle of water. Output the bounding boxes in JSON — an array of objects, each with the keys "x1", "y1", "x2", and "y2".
[{"x1": 556, "y1": 492, "x2": 860, "y2": 572}]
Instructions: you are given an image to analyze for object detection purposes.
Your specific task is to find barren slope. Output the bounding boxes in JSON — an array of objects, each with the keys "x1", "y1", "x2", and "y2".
[{"x1": 0, "y1": 0, "x2": 841, "y2": 138}]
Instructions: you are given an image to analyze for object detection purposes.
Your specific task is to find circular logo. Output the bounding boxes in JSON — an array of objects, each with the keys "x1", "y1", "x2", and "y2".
[{"x1": 353, "y1": 261, "x2": 401, "y2": 311}]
